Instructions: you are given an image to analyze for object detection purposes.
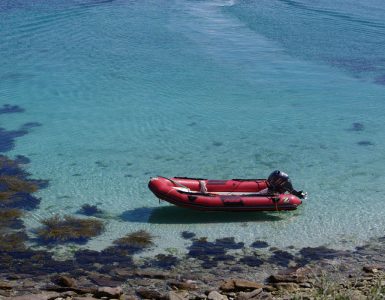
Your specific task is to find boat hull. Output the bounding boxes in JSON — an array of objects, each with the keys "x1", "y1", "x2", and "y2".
[{"x1": 148, "y1": 177, "x2": 302, "y2": 212}]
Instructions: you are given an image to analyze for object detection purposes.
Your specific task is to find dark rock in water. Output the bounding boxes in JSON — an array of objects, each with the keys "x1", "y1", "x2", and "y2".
[
  {"x1": 0, "y1": 122, "x2": 40, "y2": 153},
  {"x1": 181, "y1": 231, "x2": 196, "y2": 239},
  {"x1": 357, "y1": 140, "x2": 374, "y2": 146},
  {"x1": 78, "y1": 204, "x2": 103, "y2": 216},
  {"x1": 202, "y1": 259, "x2": 218, "y2": 269},
  {"x1": 74, "y1": 249, "x2": 102, "y2": 267},
  {"x1": 21, "y1": 122, "x2": 42, "y2": 129},
  {"x1": 239, "y1": 255, "x2": 263, "y2": 267},
  {"x1": 0, "y1": 127, "x2": 28, "y2": 152},
  {"x1": 188, "y1": 237, "x2": 243, "y2": 268},
  {"x1": 212, "y1": 254, "x2": 236, "y2": 262},
  {"x1": 144, "y1": 254, "x2": 179, "y2": 270},
  {"x1": 0, "y1": 104, "x2": 24, "y2": 114},
  {"x1": 268, "y1": 250, "x2": 295, "y2": 267},
  {"x1": 212, "y1": 141, "x2": 223, "y2": 147},
  {"x1": 297, "y1": 246, "x2": 350, "y2": 265},
  {"x1": 347, "y1": 122, "x2": 364, "y2": 132},
  {"x1": 188, "y1": 238, "x2": 226, "y2": 258},
  {"x1": 98, "y1": 246, "x2": 135, "y2": 267},
  {"x1": 250, "y1": 240, "x2": 269, "y2": 248},
  {"x1": 215, "y1": 237, "x2": 244, "y2": 250},
  {"x1": 0, "y1": 248, "x2": 74, "y2": 276}
]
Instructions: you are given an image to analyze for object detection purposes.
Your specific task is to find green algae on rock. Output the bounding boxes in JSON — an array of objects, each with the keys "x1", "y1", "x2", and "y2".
[{"x1": 36, "y1": 215, "x2": 104, "y2": 243}]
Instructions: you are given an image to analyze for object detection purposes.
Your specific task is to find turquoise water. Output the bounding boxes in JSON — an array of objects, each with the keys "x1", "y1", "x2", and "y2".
[{"x1": 1, "y1": 0, "x2": 385, "y2": 254}]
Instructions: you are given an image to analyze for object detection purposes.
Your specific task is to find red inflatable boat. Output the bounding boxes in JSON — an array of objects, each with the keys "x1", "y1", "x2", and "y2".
[{"x1": 148, "y1": 176, "x2": 303, "y2": 212}]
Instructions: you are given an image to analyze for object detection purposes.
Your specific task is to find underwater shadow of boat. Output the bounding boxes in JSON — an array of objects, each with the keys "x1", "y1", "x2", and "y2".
[{"x1": 119, "y1": 206, "x2": 285, "y2": 224}]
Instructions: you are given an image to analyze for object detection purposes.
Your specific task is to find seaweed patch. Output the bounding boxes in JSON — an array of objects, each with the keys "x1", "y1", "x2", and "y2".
[
  {"x1": 112, "y1": 230, "x2": 154, "y2": 254},
  {"x1": 0, "y1": 155, "x2": 47, "y2": 210},
  {"x1": 36, "y1": 215, "x2": 105, "y2": 244}
]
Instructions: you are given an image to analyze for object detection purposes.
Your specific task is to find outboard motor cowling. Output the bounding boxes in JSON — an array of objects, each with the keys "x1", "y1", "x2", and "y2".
[
  {"x1": 267, "y1": 170, "x2": 307, "y2": 199},
  {"x1": 267, "y1": 170, "x2": 294, "y2": 193}
]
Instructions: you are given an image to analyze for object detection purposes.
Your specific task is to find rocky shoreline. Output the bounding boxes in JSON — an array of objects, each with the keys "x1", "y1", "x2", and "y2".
[{"x1": 1, "y1": 236, "x2": 384, "y2": 300}]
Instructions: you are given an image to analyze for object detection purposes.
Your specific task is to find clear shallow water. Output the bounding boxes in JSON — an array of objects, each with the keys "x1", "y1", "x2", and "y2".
[{"x1": 1, "y1": 0, "x2": 385, "y2": 254}]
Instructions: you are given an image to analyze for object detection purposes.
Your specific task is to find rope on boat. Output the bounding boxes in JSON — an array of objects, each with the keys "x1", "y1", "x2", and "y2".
[{"x1": 157, "y1": 176, "x2": 190, "y2": 190}]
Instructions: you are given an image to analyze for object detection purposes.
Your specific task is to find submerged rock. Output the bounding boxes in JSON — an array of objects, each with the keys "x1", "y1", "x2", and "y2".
[
  {"x1": 0, "y1": 104, "x2": 24, "y2": 114},
  {"x1": 250, "y1": 240, "x2": 269, "y2": 249},
  {"x1": 349, "y1": 122, "x2": 365, "y2": 132},
  {"x1": 357, "y1": 140, "x2": 374, "y2": 146},
  {"x1": 268, "y1": 250, "x2": 295, "y2": 267},
  {"x1": 144, "y1": 254, "x2": 179, "y2": 270},
  {"x1": 78, "y1": 204, "x2": 103, "y2": 216},
  {"x1": 181, "y1": 231, "x2": 196, "y2": 239}
]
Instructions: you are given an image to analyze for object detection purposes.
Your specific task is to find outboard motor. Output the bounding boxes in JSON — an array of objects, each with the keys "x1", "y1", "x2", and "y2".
[{"x1": 267, "y1": 170, "x2": 306, "y2": 199}]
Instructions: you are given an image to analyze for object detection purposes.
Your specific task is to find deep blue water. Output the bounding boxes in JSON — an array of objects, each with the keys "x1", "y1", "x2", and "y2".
[{"x1": 1, "y1": 0, "x2": 385, "y2": 254}]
